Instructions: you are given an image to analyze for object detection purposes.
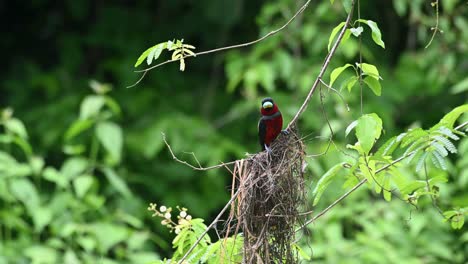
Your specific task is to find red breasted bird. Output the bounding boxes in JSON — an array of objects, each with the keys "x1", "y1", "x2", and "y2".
[{"x1": 258, "y1": 97, "x2": 285, "y2": 152}]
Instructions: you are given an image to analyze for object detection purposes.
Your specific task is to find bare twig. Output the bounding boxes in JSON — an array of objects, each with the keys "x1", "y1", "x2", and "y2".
[
  {"x1": 177, "y1": 189, "x2": 241, "y2": 264},
  {"x1": 128, "y1": 0, "x2": 313, "y2": 87},
  {"x1": 287, "y1": 0, "x2": 356, "y2": 129},
  {"x1": 162, "y1": 132, "x2": 238, "y2": 170},
  {"x1": 319, "y1": 78, "x2": 350, "y2": 111},
  {"x1": 425, "y1": 0, "x2": 441, "y2": 49}
]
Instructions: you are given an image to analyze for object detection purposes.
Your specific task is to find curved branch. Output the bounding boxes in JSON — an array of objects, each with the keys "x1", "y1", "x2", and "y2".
[
  {"x1": 287, "y1": 0, "x2": 356, "y2": 129},
  {"x1": 128, "y1": 0, "x2": 313, "y2": 87},
  {"x1": 162, "y1": 132, "x2": 239, "y2": 170}
]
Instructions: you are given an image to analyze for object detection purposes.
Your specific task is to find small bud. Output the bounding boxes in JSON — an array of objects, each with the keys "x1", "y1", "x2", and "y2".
[
  {"x1": 175, "y1": 228, "x2": 181, "y2": 234},
  {"x1": 180, "y1": 211, "x2": 187, "y2": 218},
  {"x1": 186, "y1": 215, "x2": 192, "y2": 220},
  {"x1": 165, "y1": 212, "x2": 171, "y2": 219},
  {"x1": 161, "y1": 220, "x2": 168, "y2": 225},
  {"x1": 160, "y1": 206, "x2": 167, "y2": 212}
]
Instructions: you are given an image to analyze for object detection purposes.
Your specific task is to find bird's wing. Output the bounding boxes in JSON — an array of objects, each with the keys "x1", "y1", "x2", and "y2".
[{"x1": 258, "y1": 118, "x2": 266, "y2": 150}]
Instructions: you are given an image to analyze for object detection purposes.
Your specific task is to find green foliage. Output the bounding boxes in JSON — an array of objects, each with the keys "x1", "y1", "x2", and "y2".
[
  {"x1": 135, "y1": 39, "x2": 196, "y2": 71},
  {"x1": 2, "y1": 0, "x2": 467, "y2": 263},
  {"x1": 147, "y1": 204, "x2": 243, "y2": 263},
  {"x1": 312, "y1": 163, "x2": 345, "y2": 206},
  {"x1": 355, "y1": 19, "x2": 385, "y2": 48},
  {"x1": 0, "y1": 87, "x2": 158, "y2": 263}
]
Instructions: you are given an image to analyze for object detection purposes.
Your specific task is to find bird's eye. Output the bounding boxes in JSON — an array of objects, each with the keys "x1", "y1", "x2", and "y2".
[{"x1": 262, "y1": 102, "x2": 273, "y2": 109}]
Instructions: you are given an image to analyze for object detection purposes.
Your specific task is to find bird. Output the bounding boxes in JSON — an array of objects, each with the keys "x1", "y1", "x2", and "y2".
[{"x1": 258, "y1": 97, "x2": 285, "y2": 153}]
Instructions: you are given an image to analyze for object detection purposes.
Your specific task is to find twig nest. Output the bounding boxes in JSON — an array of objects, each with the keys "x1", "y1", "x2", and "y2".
[{"x1": 233, "y1": 126, "x2": 306, "y2": 264}]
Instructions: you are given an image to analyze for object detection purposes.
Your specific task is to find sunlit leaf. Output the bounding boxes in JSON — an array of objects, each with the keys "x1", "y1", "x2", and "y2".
[
  {"x1": 450, "y1": 77, "x2": 468, "y2": 94},
  {"x1": 357, "y1": 19, "x2": 385, "y2": 48},
  {"x1": 355, "y1": 113, "x2": 383, "y2": 154},
  {"x1": 96, "y1": 121, "x2": 123, "y2": 163},
  {"x1": 363, "y1": 76, "x2": 382, "y2": 96},
  {"x1": 5, "y1": 118, "x2": 28, "y2": 139},
  {"x1": 357, "y1": 63, "x2": 381, "y2": 80},
  {"x1": 65, "y1": 119, "x2": 94, "y2": 141},
  {"x1": 73, "y1": 175, "x2": 94, "y2": 198},
  {"x1": 101, "y1": 167, "x2": 131, "y2": 198},
  {"x1": 328, "y1": 22, "x2": 346, "y2": 51},
  {"x1": 312, "y1": 163, "x2": 344, "y2": 206},
  {"x1": 330, "y1": 63, "x2": 353, "y2": 88},
  {"x1": 80, "y1": 95, "x2": 105, "y2": 120}
]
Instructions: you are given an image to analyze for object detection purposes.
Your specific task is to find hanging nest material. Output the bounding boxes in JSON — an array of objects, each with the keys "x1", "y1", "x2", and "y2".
[{"x1": 231, "y1": 126, "x2": 306, "y2": 264}]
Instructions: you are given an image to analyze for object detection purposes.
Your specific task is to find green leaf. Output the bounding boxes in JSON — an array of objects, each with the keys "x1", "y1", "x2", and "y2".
[
  {"x1": 43, "y1": 167, "x2": 68, "y2": 188},
  {"x1": 65, "y1": 119, "x2": 94, "y2": 141},
  {"x1": 294, "y1": 243, "x2": 311, "y2": 261},
  {"x1": 342, "y1": 0, "x2": 353, "y2": 13},
  {"x1": 24, "y1": 245, "x2": 58, "y2": 263},
  {"x1": 101, "y1": 167, "x2": 131, "y2": 198},
  {"x1": 382, "y1": 175, "x2": 392, "y2": 201},
  {"x1": 89, "y1": 222, "x2": 129, "y2": 253},
  {"x1": 328, "y1": 22, "x2": 346, "y2": 51},
  {"x1": 9, "y1": 178, "x2": 39, "y2": 208},
  {"x1": 330, "y1": 63, "x2": 353, "y2": 88},
  {"x1": 357, "y1": 19, "x2": 385, "y2": 48},
  {"x1": 343, "y1": 76, "x2": 358, "y2": 92},
  {"x1": 375, "y1": 136, "x2": 399, "y2": 156},
  {"x1": 450, "y1": 77, "x2": 468, "y2": 94},
  {"x1": 61, "y1": 157, "x2": 88, "y2": 180},
  {"x1": 355, "y1": 113, "x2": 383, "y2": 154},
  {"x1": 147, "y1": 44, "x2": 164, "y2": 65},
  {"x1": 312, "y1": 163, "x2": 344, "y2": 206},
  {"x1": 96, "y1": 121, "x2": 123, "y2": 163},
  {"x1": 135, "y1": 43, "x2": 165, "y2": 68},
  {"x1": 32, "y1": 206, "x2": 53, "y2": 233},
  {"x1": 357, "y1": 63, "x2": 381, "y2": 80},
  {"x1": 363, "y1": 76, "x2": 382, "y2": 96},
  {"x1": 438, "y1": 104, "x2": 468, "y2": 128},
  {"x1": 73, "y1": 175, "x2": 94, "y2": 198},
  {"x1": 103, "y1": 96, "x2": 122, "y2": 116},
  {"x1": 5, "y1": 118, "x2": 28, "y2": 139},
  {"x1": 80, "y1": 95, "x2": 105, "y2": 120}
]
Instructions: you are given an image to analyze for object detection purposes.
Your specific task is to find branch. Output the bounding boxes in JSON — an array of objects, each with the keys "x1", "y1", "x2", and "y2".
[
  {"x1": 162, "y1": 132, "x2": 238, "y2": 170},
  {"x1": 177, "y1": 189, "x2": 241, "y2": 264},
  {"x1": 129, "y1": 0, "x2": 313, "y2": 87},
  {"x1": 287, "y1": 0, "x2": 356, "y2": 129},
  {"x1": 297, "y1": 121, "x2": 468, "y2": 231}
]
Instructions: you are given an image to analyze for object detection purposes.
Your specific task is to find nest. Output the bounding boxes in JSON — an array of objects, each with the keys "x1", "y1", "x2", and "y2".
[{"x1": 230, "y1": 126, "x2": 306, "y2": 264}]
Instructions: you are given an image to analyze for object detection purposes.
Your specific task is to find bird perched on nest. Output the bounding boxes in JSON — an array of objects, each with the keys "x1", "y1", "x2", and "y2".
[{"x1": 258, "y1": 97, "x2": 288, "y2": 153}]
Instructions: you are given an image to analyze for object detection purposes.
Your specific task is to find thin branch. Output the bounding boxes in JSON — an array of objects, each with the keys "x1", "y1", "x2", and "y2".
[
  {"x1": 425, "y1": 0, "x2": 441, "y2": 49},
  {"x1": 296, "y1": 150, "x2": 414, "y2": 232},
  {"x1": 177, "y1": 189, "x2": 241, "y2": 264},
  {"x1": 162, "y1": 132, "x2": 238, "y2": 170},
  {"x1": 287, "y1": 0, "x2": 356, "y2": 129},
  {"x1": 128, "y1": 0, "x2": 313, "y2": 87},
  {"x1": 297, "y1": 121, "x2": 468, "y2": 231},
  {"x1": 319, "y1": 78, "x2": 350, "y2": 111}
]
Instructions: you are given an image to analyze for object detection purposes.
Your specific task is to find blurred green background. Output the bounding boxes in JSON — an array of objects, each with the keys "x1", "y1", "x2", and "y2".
[{"x1": 0, "y1": 0, "x2": 467, "y2": 263}]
